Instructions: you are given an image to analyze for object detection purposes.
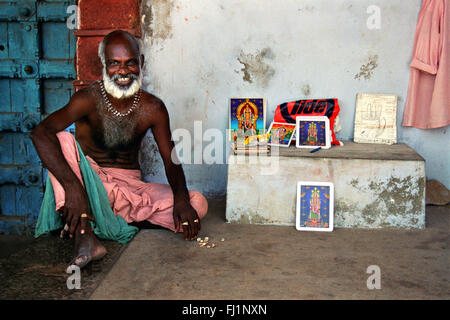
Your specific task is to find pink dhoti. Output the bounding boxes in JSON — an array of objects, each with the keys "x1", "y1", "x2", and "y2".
[{"x1": 49, "y1": 131, "x2": 208, "y2": 232}]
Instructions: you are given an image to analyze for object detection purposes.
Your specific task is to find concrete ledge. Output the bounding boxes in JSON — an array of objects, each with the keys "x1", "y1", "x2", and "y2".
[{"x1": 225, "y1": 142, "x2": 426, "y2": 229}]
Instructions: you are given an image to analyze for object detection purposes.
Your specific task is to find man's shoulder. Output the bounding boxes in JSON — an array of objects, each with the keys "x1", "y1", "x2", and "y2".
[
  {"x1": 140, "y1": 89, "x2": 166, "y2": 112},
  {"x1": 70, "y1": 82, "x2": 99, "y2": 106}
]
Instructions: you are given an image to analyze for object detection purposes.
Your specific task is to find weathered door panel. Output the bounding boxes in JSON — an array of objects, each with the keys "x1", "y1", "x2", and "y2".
[
  {"x1": 0, "y1": 1, "x2": 37, "y2": 22},
  {"x1": 8, "y1": 22, "x2": 39, "y2": 58},
  {"x1": 0, "y1": 0, "x2": 75, "y2": 234},
  {"x1": 42, "y1": 79, "x2": 74, "y2": 114}
]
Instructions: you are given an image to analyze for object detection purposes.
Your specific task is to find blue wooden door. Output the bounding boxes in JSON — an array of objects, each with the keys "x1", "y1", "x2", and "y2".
[{"x1": 0, "y1": 0, "x2": 76, "y2": 234}]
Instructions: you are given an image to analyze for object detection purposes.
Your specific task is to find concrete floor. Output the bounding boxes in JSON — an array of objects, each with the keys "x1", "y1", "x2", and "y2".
[
  {"x1": 91, "y1": 197, "x2": 449, "y2": 300},
  {"x1": 0, "y1": 231, "x2": 126, "y2": 300}
]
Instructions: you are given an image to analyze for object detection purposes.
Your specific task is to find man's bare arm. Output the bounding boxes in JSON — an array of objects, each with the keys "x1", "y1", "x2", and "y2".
[
  {"x1": 30, "y1": 89, "x2": 93, "y2": 236},
  {"x1": 150, "y1": 100, "x2": 200, "y2": 240}
]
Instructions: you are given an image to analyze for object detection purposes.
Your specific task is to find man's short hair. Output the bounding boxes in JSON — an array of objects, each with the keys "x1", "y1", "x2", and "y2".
[{"x1": 98, "y1": 30, "x2": 143, "y2": 67}]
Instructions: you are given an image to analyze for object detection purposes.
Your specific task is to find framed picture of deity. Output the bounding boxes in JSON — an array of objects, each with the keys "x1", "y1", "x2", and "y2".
[
  {"x1": 229, "y1": 98, "x2": 266, "y2": 141},
  {"x1": 267, "y1": 122, "x2": 296, "y2": 147},
  {"x1": 296, "y1": 181, "x2": 334, "y2": 232},
  {"x1": 295, "y1": 116, "x2": 331, "y2": 149}
]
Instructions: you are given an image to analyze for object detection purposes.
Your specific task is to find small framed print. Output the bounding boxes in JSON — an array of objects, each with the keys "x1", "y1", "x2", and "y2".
[
  {"x1": 267, "y1": 122, "x2": 296, "y2": 147},
  {"x1": 296, "y1": 116, "x2": 331, "y2": 149},
  {"x1": 296, "y1": 181, "x2": 334, "y2": 232},
  {"x1": 229, "y1": 98, "x2": 266, "y2": 141}
]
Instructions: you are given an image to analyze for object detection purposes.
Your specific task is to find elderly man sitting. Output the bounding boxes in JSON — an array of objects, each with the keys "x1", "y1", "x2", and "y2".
[{"x1": 31, "y1": 30, "x2": 208, "y2": 269}]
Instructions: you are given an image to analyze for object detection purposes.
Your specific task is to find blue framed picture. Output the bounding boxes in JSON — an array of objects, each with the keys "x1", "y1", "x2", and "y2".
[
  {"x1": 295, "y1": 116, "x2": 331, "y2": 149},
  {"x1": 296, "y1": 181, "x2": 334, "y2": 232},
  {"x1": 229, "y1": 98, "x2": 266, "y2": 141}
]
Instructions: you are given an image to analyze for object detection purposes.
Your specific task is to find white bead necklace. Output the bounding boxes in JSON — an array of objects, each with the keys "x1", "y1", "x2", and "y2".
[{"x1": 98, "y1": 80, "x2": 141, "y2": 118}]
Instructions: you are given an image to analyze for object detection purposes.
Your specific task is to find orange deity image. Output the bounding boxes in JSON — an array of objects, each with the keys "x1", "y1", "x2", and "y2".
[
  {"x1": 230, "y1": 98, "x2": 265, "y2": 139},
  {"x1": 238, "y1": 102, "x2": 258, "y2": 133}
]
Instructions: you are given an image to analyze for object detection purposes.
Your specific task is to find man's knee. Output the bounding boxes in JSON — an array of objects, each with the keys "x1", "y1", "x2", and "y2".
[{"x1": 190, "y1": 191, "x2": 208, "y2": 219}]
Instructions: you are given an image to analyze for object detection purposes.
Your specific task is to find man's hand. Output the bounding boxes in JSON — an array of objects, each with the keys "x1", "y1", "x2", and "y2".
[
  {"x1": 61, "y1": 185, "x2": 92, "y2": 237},
  {"x1": 173, "y1": 199, "x2": 201, "y2": 240}
]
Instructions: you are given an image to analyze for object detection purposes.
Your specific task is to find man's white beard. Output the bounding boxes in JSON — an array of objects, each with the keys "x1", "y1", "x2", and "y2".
[{"x1": 102, "y1": 67, "x2": 143, "y2": 99}]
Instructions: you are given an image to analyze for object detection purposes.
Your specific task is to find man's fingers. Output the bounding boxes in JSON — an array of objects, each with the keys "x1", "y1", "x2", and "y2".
[
  {"x1": 194, "y1": 219, "x2": 201, "y2": 237},
  {"x1": 190, "y1": 219, "x2": 198, "y2": 240},
  {"x1": 60, "y1": 223, "x2": 69, "y2": 238},
  {"x1": 174, "y1": 216, "x2": 180, "y2": 233},
  {"x1": 188, "y1": 221, "x2": 194, "y2": 240},
  {"x1": 66, "y1": 211, "x2": 73, "y2": 230},
  {"x1": 182, "y1": 224, "x2": 189, "y2": 241},
  {"x1": 80, "y1": 215, "x2": 87, "y2": 235},
  {"x1": 61, "y1": 207, "x2": 68, "y2": 222},
  {"x1": 69, "y1": 215, "x2": 79, "y2": 236},
  {"x1": 191, "y1": 213, "x2": 200, "y2": 239},
  {"x1": 187, "y1": 221, "x2": 192, "y2": 240}
]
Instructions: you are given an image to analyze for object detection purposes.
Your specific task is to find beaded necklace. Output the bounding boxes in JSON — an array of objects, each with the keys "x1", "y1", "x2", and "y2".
[{"x1": 98, "y1": 80, "x2": 141, "y2": 118}]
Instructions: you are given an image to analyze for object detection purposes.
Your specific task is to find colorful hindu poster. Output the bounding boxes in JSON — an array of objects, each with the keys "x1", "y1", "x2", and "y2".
[
  {"x1": 229, "y1": 98, "x2": 265, "y2": 141},
  {"x1": 267, "y1": 122, "x2": 296, "y2": 147},
  {"x1": 295, "y1": 116, "x2": 331, "y2": 149},
  {"x1": 296, "y1": 182, "x2": 334, "y2": 232}
]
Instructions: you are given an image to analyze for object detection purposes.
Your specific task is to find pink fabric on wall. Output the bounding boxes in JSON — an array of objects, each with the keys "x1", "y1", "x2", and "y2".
[
  {"x1": 402, "y1": 0, "x2": 450, "y2": 129},
  {"x1": 48, "y1": 132, "x2": 208, "y2": 233}
]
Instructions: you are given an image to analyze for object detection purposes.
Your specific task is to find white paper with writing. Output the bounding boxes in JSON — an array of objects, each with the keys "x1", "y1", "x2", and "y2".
[{"x1": 354, "y1": 93, "x2": 397, "y2": 145}]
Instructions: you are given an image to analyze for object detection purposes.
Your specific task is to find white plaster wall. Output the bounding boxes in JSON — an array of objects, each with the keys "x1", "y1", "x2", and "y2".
[{"x1": 139, "y1": 0, "x2": 450, "y2": 195}]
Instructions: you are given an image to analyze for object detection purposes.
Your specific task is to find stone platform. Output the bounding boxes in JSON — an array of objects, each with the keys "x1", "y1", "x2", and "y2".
[{"x1": 226, "y1": 142, "x2": 426, "y2": 229}]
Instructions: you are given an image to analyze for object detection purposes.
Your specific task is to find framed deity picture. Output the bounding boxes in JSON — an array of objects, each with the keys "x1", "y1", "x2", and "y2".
[
  {"x1": 296, "y1": 181, "x2": 334, "y2": 232},
  {"x1": 295, "y1": 116, "x2": 331, "y2": 149},
  {"x1": 267, "y1": 122, "x2": 296, "y2": 147},
  {"x1": 229, "y1": 98, "x2": 266, "y2": 141}
]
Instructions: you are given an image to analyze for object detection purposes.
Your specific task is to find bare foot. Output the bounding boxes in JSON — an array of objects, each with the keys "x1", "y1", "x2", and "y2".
[{"x1": 67, "y1": 225, "x2": 107, "y2": 270}]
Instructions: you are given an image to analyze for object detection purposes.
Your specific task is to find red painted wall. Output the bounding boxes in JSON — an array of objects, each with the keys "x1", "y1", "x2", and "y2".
[{"x1": 73, "y1": 0, "x2": 142, "y2": 91}]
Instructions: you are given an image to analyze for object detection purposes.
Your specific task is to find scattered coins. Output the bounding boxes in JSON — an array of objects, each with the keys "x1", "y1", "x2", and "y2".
[{"x1": 196, "y1": 236, "x2": 224, "y2": 249}]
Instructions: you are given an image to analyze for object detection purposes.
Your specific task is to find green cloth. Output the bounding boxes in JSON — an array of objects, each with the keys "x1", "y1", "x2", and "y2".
[{"x1": 34, "y1": 141, "x2": 138, "y2": 244}]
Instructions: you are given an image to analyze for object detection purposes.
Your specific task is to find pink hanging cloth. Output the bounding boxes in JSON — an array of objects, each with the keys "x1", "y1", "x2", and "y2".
[{"x1": 402, "y1": 0, "x2": 450, "y2": 129}]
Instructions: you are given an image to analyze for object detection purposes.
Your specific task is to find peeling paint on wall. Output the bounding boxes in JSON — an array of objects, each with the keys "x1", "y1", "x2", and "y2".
[
  {"x1": 301, "y1": 84, "x2": 311, "y2": 96},
  {"x1": 237, "y1": 47, "x2": 275, "y2": 87},
  {"x1": 354, "y1": 54, "x2": 378, "y2": 80},
  {"x1": 141, "y1": 0, "x2": 174, "y2": 40},
  {"x1": 336, "y1": 174, "x2": 426, "y2": 228}
]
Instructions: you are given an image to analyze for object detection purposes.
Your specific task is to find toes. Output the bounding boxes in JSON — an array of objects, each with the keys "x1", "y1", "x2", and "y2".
[
  {"x1": 68, "y1": 255, "x2": 92, "y2": 270},
  {"x1": 75, "y1": 256, "x2": 89, "y2": 265}
]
